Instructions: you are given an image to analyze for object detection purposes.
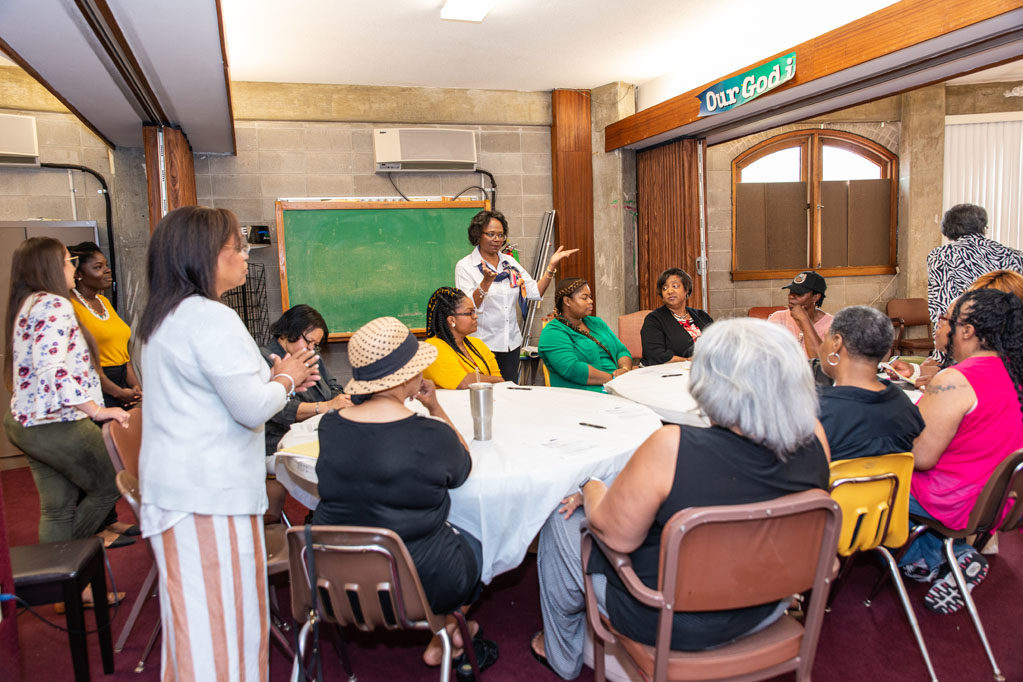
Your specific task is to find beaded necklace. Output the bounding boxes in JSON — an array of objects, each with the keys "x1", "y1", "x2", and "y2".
[{"x1": 72, "y1": 287, "x2": 110, "y2": 321}]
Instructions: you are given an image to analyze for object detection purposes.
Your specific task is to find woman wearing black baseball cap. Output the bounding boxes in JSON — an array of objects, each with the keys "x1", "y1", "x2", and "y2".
[{"x1": 767, "y1": 271, "x2": 832, "y2": 358}]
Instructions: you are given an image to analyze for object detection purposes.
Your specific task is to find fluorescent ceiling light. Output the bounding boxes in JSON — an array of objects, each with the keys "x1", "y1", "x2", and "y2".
[{"x1": 441, "y1": 0, "x2": 496, "y2": 23}]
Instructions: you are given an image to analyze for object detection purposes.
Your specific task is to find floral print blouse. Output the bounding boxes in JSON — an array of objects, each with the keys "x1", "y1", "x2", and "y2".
[{"x1": 10, "y1": 292, "x2": 102, "y2": 427}]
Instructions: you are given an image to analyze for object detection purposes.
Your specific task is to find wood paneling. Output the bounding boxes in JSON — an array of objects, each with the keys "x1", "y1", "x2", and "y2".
[
  {"x1": 144, "y1": 125, "x2": 197, "y2": 232},
  {"x1": 636, "y1": 138, "x2": 705, "y2": 310},
  {"x1": 606, "y1": 0, "x2": 1023, "y2": 151},
  {"x1": 551, "y1": 90, "x2": 594, "y2": 290}
]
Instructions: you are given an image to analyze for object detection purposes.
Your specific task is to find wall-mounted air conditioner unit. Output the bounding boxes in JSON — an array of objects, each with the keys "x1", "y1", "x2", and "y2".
[
  {"x1": 0, "y1": 113, "x2": 39, "y2": 167},
  {"x1": 374, "y1": 128, "x2": 477, "y2": 172}
]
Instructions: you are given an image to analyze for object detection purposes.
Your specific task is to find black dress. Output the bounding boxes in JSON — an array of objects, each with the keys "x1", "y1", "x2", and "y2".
[
  {"x1": 312, "y1": 411, "x2": 481, "y2": 614},
  {"x1": 818, "y1": 382, "x2": 924, "y2": 461},
  {"x1": 591, "y1": 425, "x2": 829, "y2": 651},
  {"x1": 640, "y1": 305, "x2": 714, "y2": 365}
]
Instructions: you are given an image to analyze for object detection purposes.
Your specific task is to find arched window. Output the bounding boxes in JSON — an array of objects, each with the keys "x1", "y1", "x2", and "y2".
[{"x1": 731, "y1": 130, "x2": 898, "y2": 279}]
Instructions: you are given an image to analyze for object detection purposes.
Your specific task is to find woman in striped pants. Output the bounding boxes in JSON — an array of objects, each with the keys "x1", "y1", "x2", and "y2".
[{"x1": 137, "y1": 206, "x2": 318, "y2": 680}]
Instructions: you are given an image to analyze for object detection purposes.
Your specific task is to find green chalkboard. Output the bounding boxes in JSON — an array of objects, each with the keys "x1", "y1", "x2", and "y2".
[{"x1": 276, "y1": 201, "x2": 487, "y2": 338}]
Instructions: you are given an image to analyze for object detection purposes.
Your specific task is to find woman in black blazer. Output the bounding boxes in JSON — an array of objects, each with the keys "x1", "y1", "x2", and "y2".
[{"x1": 640, "y1": 268, "x2": 714, "y2": 364}]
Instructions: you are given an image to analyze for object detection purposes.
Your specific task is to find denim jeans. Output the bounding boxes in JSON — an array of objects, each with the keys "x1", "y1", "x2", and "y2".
[
  {"x1": 3, "y1": 413, "x2": 120, "y2": 543},
  {"x1": 898, "y1": 495, "x2": 972, "y2": 571}
]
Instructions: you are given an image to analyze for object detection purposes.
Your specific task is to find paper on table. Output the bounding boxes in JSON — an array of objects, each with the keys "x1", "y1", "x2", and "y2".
[
  {"x1": 538, "y1": 436, "x2": 596, "y2": 459},
  {"x1": 277, "y1": 440, "x2": 320, "y2": 458},
  {"x1": 602, "y1": 404, "x2": 655, "y2": 420}
]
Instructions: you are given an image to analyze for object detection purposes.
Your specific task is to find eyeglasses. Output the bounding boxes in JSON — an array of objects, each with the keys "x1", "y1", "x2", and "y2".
[
  {"x1": 481, "y1": 231, "x2": 506, "y2": 240},
  {"x1": 236, "y1": 242, "x2": 251, "y2": 255},
  {"x1": 65, "y1": 255, "x2": 79, "y2": 266},
  {"x1": 450, "y1": 310, "x2": 478, "y2": 317},
  {"x1": 301, "y1": 332, "x2": 322, "y2": 352}
]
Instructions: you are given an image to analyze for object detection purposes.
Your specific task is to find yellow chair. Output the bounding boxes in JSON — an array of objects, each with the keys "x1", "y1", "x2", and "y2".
[{"x1": 828, "y1": 453, "x2": 937, "y2": 682}]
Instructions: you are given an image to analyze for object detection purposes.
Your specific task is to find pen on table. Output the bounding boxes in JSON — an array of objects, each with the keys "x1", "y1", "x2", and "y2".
[
  {"x1": 507, "y1": 386, "x2": 532, "y2": 390},
  {"x1": 579, "y1": 422, "x2": 606, "y2": 429},
  {"x1": 661, "y1": 373, "x2": 683, "y2": 377}
]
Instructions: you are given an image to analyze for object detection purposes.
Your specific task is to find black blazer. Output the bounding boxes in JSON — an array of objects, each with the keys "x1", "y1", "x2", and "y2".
[{"x1": 640, "y1": 305, "x2": 714, "y2": 364}]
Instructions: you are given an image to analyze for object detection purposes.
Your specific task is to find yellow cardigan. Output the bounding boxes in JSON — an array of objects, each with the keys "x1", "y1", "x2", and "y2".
[{"x1": 423, "y1": 336, "x2": 501, "y2": 389}]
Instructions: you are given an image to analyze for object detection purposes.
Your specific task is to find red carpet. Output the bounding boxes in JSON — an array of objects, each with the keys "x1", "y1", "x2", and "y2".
[{"x1": 3, "y1": 463, "x2": 1022, "y2": 681}]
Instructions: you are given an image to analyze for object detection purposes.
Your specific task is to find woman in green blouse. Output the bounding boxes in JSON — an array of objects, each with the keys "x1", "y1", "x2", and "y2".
[{"x1": 538, "y1": 278, "x2": 633, "y2": 391}]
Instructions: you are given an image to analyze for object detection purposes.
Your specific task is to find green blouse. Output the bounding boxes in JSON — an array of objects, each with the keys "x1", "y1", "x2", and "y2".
[{"x1": 538, "y1": 316, "x2": 631, "y2": 392}]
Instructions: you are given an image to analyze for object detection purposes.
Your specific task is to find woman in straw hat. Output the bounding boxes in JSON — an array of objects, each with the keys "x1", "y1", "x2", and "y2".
[{"x1": 312, "y1": 316, "x2": 499, "y2": 672}]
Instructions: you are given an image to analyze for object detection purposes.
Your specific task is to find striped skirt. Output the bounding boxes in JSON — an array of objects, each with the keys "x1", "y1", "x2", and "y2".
[{"x1": 150, "y1": 514, "x2": 269, "y2": 682}]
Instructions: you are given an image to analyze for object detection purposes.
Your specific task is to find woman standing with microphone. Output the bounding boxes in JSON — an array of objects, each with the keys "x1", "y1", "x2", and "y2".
[{"x1": 455, "y1": 210, "x2": 577, "y2": 381}]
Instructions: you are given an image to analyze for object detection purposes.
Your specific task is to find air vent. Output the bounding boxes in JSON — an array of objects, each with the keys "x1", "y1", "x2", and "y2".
[
  {"x1": 374, "y1": 128, "x2": 477, "y2": 172},
  {"x1": 0, "y1": 113, "x2": 39, "y2": 167}
]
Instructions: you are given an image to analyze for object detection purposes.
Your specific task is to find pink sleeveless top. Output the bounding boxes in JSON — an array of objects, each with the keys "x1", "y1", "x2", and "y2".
[{"x1": 911, "y1": 355, "x2": 1023, "y2": 529}]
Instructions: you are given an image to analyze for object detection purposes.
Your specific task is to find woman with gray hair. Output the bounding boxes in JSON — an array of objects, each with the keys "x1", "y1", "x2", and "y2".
[
  {"x1": 529, "y1": 318, "x2": 830, "y2": 678},
  {"x1": 817, "y1": 306, "x2": 924, "y2": 461}
]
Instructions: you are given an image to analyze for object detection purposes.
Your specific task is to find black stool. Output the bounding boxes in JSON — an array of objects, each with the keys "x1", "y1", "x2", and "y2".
[{"x1": 11, "y1": 537, "x2": 114, "y2": 681}]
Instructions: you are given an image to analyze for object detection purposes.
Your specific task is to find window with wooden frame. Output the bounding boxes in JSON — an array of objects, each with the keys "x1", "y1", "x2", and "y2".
[{"x1": 731, "y1": 130, "x2": 897, "y2": 280}]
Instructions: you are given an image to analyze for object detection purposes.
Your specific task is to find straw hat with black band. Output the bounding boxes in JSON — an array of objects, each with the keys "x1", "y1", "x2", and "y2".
[{"x1": 344, "y1": 316, "x2": 438, "y2": 397}]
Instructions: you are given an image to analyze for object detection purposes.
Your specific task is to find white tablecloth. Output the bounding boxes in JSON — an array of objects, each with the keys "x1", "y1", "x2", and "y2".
[
  {"x1": 274, "y1": 383, "x2": 662, "y2": 583},
  {"x1": 604, "y1": 363, "x2": 709, "y2": 426}
]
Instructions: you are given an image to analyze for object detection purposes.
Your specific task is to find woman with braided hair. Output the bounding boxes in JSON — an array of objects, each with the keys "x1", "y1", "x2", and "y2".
[
  {"x1": 898, "y1": 288, "x2": 1023, "y2": 615},
  {"x1": 423, "y1": 287, "x2": 504, "y2": 389},
  {"x1": 537, "y1": 278, "x2": 633, "y2": 392}
]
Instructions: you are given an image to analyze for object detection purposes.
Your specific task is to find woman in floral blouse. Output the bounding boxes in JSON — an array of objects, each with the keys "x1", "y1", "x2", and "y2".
[{"x1": 3, "y1": 237, "x2": 130, "y2": 545}]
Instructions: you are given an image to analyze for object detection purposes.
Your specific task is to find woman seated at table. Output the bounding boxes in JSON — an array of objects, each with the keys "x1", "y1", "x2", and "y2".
[
  {"x1": 538, "y1": 278, "x2": 632, "y2": 392},
  {"x1": 68, "y1": 241, "x2": 142, "y2": 409},
  {"x1": 641, "y1": 267, "x2": 713, "y2": 364},
  {"x1": 887, "y1": 269, "x2": 1023, "y2": 388},
  {"x1": 312, "y1": 317, "x2": 498, "y2": 671},
  {"x1": 423, "y1": 287, "x2": 504, "y2": 389},
  {"x1": 261, "y1": 304, "x2": 351, "y2": 522},
  {"x1": 530, "y1": 318, "x2": 830, "y2": 678},
  {"x1": 898, "y1": 289, "x2": 1023, "y2": 613},
  {"x1": 817, "y1": 305, "x2": 924, "y2": 461},
  {"x1": 768, "y1": 271, "x2": 832, "y2": 358}
]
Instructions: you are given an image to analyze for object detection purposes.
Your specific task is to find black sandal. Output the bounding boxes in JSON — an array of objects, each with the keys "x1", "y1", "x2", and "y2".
[
  {"x1": 529, "y1": 630, "x2": 556, "y2": 674},
  {"x1": 454, "y1": 633, "x2": 499, "y2": 681}
]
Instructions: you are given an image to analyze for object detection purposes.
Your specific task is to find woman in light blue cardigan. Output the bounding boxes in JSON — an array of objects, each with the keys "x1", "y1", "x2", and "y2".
[{"x1": 538, "y1": 278, "x2": 633, "y2": 392}]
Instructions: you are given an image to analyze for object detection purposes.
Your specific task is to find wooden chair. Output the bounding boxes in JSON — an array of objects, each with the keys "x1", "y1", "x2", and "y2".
[
  {"x1": 287, "y1": 525, "x2": 482, "y2": 682},
  {"x1": 101, "y1": 408, "x2": 156, "y2": 660},
  {"x1": 581, "y1": 489, "x2": 841, "y2": 682},
  {"x1": 891, "y1": 449, "x2": 1023, "y2": 681},
  {"x1": 747, "y1": 306, "x2": 785, "y2": 319},
  {"x1": 617, "y1": 310, "x2": 651, "y2": 365},
  {"x1": 828, "y1": 453, "x2": 936, "y2": 681},
  {"x1": 886, "y1": 298, "x2": 934, "y2": 356}
]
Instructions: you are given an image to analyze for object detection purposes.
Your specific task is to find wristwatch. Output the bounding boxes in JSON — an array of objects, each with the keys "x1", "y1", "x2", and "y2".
[{"x1": 578, "y1": 477, "x2": 595, "y2": 494}]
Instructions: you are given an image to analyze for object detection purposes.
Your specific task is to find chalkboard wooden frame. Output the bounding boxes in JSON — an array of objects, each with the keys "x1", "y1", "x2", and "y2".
[{"x1": 275, "y1": 199, "x2": 488, "y2": 341}]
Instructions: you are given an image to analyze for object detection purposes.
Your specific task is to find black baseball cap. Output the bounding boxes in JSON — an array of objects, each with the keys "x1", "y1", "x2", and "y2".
[{"x1": 782, "y1": 271, "x2": 827, "y2": 297}]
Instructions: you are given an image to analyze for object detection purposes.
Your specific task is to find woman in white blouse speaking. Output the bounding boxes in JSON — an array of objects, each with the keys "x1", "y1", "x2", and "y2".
[
  {"x1": 455, "y1": 210, "x2": 577, "y2": 381},
  {"x1": 3, "y1": 237, "x2": 130, "y2": 546},
  {"x1": 137, "y1": 206, "x2": 318, "y2": 680}
]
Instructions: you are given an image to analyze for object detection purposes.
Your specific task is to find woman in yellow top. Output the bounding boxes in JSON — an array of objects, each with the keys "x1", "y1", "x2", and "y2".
[
  {"x1": 423, "y1": 287, "x2": 504, "y2": 389},
  {"x1": 68, "y1": 242, "x2": 141, "y2": 408}
]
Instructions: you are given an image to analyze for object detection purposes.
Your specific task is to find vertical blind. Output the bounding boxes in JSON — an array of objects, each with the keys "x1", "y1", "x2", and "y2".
[{"x1": 943, "y1": 120, "x2": 1023, "y2": 250}]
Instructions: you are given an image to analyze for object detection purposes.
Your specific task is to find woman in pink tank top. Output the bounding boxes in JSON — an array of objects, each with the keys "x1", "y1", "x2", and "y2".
[{"x1": 900, "y1": 288, "x2": 1023, "y2": 614}]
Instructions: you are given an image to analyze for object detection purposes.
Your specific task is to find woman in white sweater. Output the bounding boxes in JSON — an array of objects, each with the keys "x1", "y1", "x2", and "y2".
[{"x1": 137, "y1": 206, "x2": 318, "y2": 680}]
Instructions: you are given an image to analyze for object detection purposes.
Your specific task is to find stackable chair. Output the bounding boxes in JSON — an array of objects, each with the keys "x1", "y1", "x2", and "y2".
[
  {"x1": 887, "y1": 448, "x2": 1023, "y2": 682},
  {"x1": 102, "y1": 408, "x2": 160, "y2": 665},
  {"x1": 617, "y1": 310, "x2": 651, "y2": 365},
  {"x1": 828, "y1": 453, "x2": 937, "y2": 681},
  {"x1": 886, "y1": 298, "x2": 934, "y2": 356},
  {"x1": 747, "y1": 306, "x2": 785, "y2": 319},
  {"x1": 581, "y1": 489, "x2": 841, "y2": 682},
  {"x1": 287, "y1": 525, "x2": 482, "y2": 682}
]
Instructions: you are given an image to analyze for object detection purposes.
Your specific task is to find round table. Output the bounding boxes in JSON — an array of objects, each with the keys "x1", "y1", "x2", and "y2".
[
  {"x1": 274, "y1": 383, "x2": 662, "y2": 583},
  {"x1": 604, "y1": 363, "x2": 709, "y2": 426}
]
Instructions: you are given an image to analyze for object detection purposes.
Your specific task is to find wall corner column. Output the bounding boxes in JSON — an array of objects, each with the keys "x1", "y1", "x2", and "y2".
[
  {"x1": 551, "y1": 89, "x2": 594, "y2": 293},
  {"x1": 591, "y1": 82, "x2": 637, "y2": 331},
  {"x1": 143, "y1": 125, "x2": 197, "y2": 232}
]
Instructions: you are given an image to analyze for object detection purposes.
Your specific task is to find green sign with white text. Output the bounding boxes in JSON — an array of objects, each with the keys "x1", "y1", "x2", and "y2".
[{"x1": 697, "y1": 53, "x2": 796, "y2": 116}]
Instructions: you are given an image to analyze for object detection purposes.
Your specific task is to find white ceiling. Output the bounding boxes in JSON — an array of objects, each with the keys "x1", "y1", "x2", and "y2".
[
  {"x1": 220, "y1": 0, "x2": 905, "y2": 97},
  {"x1": 2, "y1": 1, "x2": 1021, "y2": 153}
]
